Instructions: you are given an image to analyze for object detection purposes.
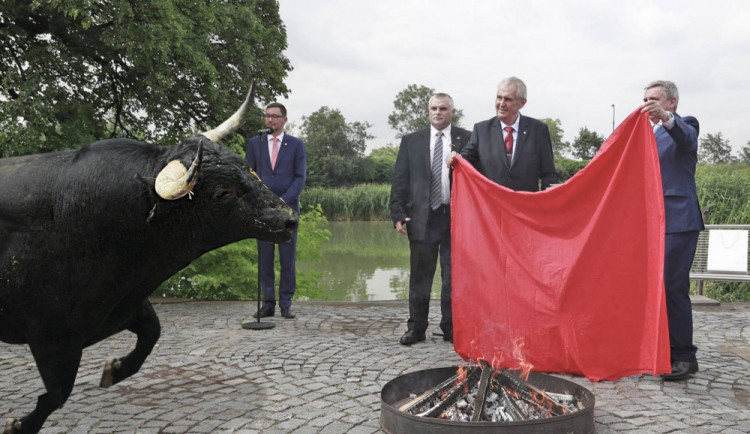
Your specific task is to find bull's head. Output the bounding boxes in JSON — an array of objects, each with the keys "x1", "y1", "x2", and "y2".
[
  {"x1": 149, "y1": 83, "x2": 297, "y2": 245},
  {"x1": 154, "y1": 82, "x2": 255, "y2": 201}
]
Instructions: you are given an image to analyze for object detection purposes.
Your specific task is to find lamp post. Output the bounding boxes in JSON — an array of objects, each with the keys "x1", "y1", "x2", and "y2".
[{"x1": 611, "y1": 104, "x2": 615, "y2": 132}]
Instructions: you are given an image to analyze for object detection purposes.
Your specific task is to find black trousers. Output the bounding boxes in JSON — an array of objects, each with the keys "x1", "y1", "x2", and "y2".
[
  {"x1": 664, "y1": 231, "x2": 700, "y2": 362},
  {"x1": 407, "y1": 205, "x2": 452, "y2": 335}
]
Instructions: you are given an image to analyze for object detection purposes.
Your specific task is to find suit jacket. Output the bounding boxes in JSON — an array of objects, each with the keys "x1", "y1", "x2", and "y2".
[
  {"x1": 656, "y1": 114, "x2": 704, "y2": 234},
  {"x1": 390, "y1": 125, "x2": 471, "y2": 241},
  {"x1": 245, "y1": 133, "x2": 307, "y2": 213},
  {"x1": 460, "y1": 115, "x2": 558, "y2": 191}
]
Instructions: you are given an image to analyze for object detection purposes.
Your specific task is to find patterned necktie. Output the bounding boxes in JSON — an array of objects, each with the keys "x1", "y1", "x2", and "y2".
[
  {"x1": 271, "y1": 136, "x2": 279, "y2": 169},
  {"x1": 430, "y1": 131, "x2": 444, "y2": 210},
  {"x1": 504, "y1": 126, "x2": 514, "y2": 165}
]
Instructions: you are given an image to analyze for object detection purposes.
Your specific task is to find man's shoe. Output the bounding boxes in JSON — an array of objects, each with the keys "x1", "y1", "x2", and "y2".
[
  {"x1": 661, "y1": 360, "x2": 699, "y2": 381},
  {"x1": 443, "y1": 332, "x2": 453, "y2": 343},
  {"x1": 281, "y1": 307, "x2": 296, "y2": 319},
  {"x1": 399, "y1": 330, "x2": 426, "y2": 346},
  {"x1": 253, "y1": 306, "x2": 275, "y2": 319}
]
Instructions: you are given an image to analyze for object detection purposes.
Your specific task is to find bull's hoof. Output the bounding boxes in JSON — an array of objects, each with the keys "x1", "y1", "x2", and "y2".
[
  {"x1": 99, "y1": 357, "x2": 122, "y2": 388},
  {"x1": 4, "y1": 418, "x2": 21, "y2": 434}
]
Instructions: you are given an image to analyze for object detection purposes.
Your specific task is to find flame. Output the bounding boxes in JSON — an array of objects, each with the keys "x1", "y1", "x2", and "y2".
[
  {"x1": 491, "y1": 353, "x2": 500, "y2": 369},
  {"x1": 455, "y1": 365, "x2": 470, "y2": 394},
  {"x1": 456, "y1": 365, "x2": 468, "y2": 383},
  {"x1": 512, "y1": 337, "x2": 534, "y2": 381},
  {"x1": 505, "y1": 386, "x2": 521, "y2": 400}
]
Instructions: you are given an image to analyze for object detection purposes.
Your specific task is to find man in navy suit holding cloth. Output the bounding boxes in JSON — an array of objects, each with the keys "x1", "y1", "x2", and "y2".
[
  {"x1": 246, "y1": 103, "x2": 307, "y2": 319},
  {"x1": 641, "y1": 80, "x2": 703, "y2": 381}
]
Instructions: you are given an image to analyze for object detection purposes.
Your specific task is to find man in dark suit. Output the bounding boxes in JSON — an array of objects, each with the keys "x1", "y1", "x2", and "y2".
[
  {"x1": 641, "y1": 80, "x2": 703, "y2": 381},
  {"x1": 390, "y1": 93, "x2": 471, "y2": 345},
  {"x1": 447, "y1": 76, "x2": 557, "y2": 191},
  {"x1": 245, "y1": 102, "x2": 307, "y2": 319}
]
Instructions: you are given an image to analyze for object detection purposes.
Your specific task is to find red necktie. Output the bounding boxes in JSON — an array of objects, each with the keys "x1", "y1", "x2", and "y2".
[
  {"x1": 504, "y1": 126, "x2": 514, "y2": 164},
  {"x1": 271, "y1": 136, "x2": 279, "y2": 169}
]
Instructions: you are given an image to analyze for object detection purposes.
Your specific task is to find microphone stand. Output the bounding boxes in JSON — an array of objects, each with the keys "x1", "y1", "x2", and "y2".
[{"x1": 243, "y1": 130, "x2": 275, "y2": 330}]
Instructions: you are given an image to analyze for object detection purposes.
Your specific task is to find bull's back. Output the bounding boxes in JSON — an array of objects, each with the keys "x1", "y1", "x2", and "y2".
[{"x1": 0, "y1": 142, "x2": 165, "y2": 344}]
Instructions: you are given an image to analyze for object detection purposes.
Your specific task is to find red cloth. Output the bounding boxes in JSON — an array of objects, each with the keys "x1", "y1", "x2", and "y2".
[{"x1": 451, "y1": 109, "x2": 671, "y2": 381}]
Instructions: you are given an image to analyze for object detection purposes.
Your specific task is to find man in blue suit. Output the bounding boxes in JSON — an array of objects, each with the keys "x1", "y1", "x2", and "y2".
[
  {"x1": 246, "y1": 103, "x2": 307, "y2": 319},
  {"x1": 641, "y1": 80, "x2": 703, "y2": 381}
]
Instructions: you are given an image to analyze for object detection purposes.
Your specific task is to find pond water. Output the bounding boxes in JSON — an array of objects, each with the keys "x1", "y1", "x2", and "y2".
[{"x1": 297, "y1": 221, "x2": 443, "y2": 301}]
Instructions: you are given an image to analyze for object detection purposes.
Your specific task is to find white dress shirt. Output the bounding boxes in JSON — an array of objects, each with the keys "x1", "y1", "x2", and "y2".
[{"x1": 430, "y1": 125, "x2": 452, "y2": 206}]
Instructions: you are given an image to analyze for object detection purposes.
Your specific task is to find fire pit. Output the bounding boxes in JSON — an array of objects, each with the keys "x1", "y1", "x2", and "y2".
[{"x1": 381, "y1": 365, "x2": 595, "y2": 433}]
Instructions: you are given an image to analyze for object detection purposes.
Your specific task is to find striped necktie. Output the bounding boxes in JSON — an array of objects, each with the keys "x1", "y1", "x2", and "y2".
[{"x1": 430, "y1": 132, "x2": 444, "y2": 210}]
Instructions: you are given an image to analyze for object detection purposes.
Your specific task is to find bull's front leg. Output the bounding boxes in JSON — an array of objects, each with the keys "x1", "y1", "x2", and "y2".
[
  {"x1": 4, "y1": 345, "x2": 83, "y2": 434},
  {"x1": 100, "y1": 300, "x2": 161, "y2": 387}
]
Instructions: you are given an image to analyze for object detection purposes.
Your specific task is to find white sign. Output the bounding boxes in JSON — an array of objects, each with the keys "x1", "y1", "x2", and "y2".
[{"x1": 707, "y1": 230, "x2": 749, "y2": 274}]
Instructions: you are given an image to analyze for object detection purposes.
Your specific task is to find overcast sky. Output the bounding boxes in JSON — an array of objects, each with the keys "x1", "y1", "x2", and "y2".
[{"x1": 276, "y1": 0, "x2": 750, "y2": 155}]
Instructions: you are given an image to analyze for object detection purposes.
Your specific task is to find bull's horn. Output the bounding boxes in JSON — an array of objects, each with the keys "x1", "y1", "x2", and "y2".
[
  {"x1": 155, "y1": 141, "x2": 204, "y2": 200},
  {"x1": 200, "y1": 81, "x2": 256, "y2": 143}
]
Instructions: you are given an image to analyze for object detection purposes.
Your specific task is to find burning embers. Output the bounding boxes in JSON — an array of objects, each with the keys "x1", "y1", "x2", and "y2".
[{"x1": 399, "y1": 363, "x2": 584, "y2": 423}]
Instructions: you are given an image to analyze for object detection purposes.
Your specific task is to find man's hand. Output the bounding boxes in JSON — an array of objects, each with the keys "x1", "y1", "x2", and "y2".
[
  {"x1": 445, "y1": 151, "x2": 458, "y2": 167},
  {"x1": 395, "y1": 218, "x2": 410, "y2": 235},
  {"x1": 640, "y1": 100, "x2": 670, "y2": 124}
]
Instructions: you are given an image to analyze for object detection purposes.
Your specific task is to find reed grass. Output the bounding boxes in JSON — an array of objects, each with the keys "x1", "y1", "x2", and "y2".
[
  {"x1": 696, "y1": 164, "x2": 750, "y2": 224},
  {"x1": 301, "y1": 183, "x2": 391, "y2": 221}
]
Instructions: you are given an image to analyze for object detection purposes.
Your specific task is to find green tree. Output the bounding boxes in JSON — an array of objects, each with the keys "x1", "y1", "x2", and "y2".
[
  {"x1": 540, "y1": 118, "x2": 569, "y2": 157},
  {"x1": 571, "y1": 127, "x2": 604, "y2": 160},
  {"x1": 739, "y1": 141, "x2": 750, "y2": 164},
  {"x1": 388, "y1": 84, "x2": 464, "y2": 138},
  {"x1": 362, "y1": 144, "x2": 398, "y2": 183},
  {"x1": 698, "y1": 132, "x2": 735, "y2": 165},
  {"x1": 300, "y1": 106, "x2": 373, "y2": 186},
  {"x1": 0, "y1": 0, "x2": 291, "y2": 158}
]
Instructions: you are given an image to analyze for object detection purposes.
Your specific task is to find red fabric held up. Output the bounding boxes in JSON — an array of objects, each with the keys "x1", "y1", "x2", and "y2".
[{"x1": 450, "y1": 109, "x2": 671, "y2": 381}]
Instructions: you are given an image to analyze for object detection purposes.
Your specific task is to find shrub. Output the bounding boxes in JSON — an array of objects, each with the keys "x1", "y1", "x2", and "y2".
[{"x1": 155, "y1": 205, "x2": 330, "y2": 300}]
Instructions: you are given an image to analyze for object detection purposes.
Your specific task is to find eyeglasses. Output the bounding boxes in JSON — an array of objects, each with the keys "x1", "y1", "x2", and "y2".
[{"x1": 263, "y1": 114, "x2": 284, "y2": 119}]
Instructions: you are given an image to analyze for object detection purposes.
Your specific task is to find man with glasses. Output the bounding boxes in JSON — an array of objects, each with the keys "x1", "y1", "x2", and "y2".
[{"x1": 245, "y1": 103, "x2": 307, "y2": 319}]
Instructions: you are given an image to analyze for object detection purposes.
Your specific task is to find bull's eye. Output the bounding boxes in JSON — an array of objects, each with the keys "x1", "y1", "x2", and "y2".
[{"x1": 214, "y1": 190, "x2": 234, "y2": 201}]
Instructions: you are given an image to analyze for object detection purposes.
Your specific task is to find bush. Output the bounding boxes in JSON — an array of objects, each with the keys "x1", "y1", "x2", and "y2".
[
  {"x1": 695, "y1": 281, "x2": 750, "y2": 302},
  {"x1": 696, "y1": 164, "x2": 750, "y2": 224},
  {"x1": 155, "y1": 204, "x2": 330, "y2": 301},
  {"x1": 555, "y1": 157, "x2": 589, "y2": 181}
]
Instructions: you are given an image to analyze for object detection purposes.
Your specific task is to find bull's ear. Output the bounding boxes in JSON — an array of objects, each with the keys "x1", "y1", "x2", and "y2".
[{"x1": 155, "y1": 141, "x2": 203, "y2": 200}]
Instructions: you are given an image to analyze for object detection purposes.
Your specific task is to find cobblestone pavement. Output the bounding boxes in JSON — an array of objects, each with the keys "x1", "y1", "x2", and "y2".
[{"x1": 2, "y1": 299, "x2": 750, "y2": 433}]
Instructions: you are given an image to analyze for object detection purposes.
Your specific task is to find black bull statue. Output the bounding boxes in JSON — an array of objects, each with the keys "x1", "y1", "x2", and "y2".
[{"x1": 0, "y1": 88, "x2": 298, "y2": 433}]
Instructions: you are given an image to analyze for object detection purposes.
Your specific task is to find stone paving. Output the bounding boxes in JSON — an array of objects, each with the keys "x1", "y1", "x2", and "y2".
[{"x1": 2, "y1": 299, "x2": 750, "y2": 433}]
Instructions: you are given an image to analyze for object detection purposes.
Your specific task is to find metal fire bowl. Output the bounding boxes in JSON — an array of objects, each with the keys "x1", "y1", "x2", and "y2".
[{"x1": 381, "y1": 366, "x2": 595, "y2": 434}]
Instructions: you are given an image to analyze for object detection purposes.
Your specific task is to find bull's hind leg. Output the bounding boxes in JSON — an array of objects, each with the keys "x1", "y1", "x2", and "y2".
[
  {"x1": 100, "y1": 300, "x2": 161, "y2": 387},
  {"x1": 5, "y1": 346, "x2": 82, "y2": 434}
]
